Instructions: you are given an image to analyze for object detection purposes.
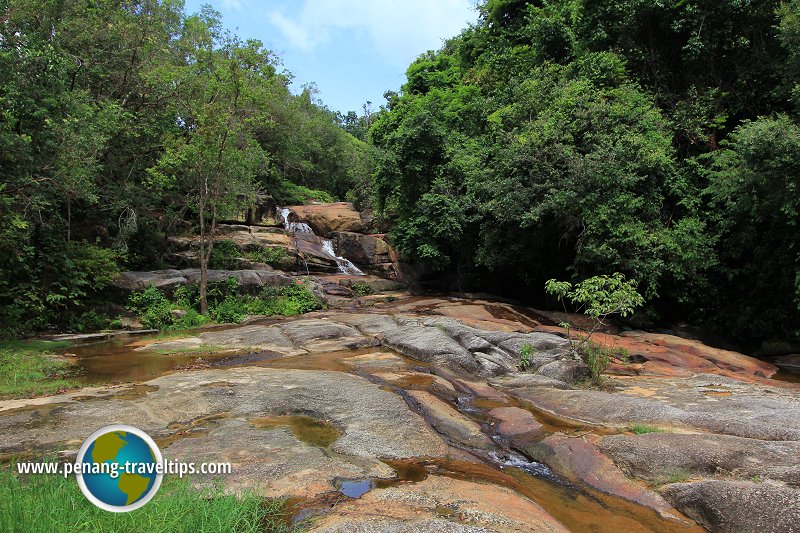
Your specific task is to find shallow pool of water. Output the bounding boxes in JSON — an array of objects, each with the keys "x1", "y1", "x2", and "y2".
[{"x1": 249, "y1": 415, "x2": 342, "y2": 448}]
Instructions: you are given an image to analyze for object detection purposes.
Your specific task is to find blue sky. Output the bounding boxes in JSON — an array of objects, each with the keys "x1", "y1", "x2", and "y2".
[{"x1": 183, "y1": 0, "x2": 479, "y2": 114}]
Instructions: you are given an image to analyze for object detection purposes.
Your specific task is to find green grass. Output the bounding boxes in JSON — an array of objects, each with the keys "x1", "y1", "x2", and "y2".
[
  {"x1": 665, "y1": 470, "x2": 691, "y2": 484},
  {"x1": 0, "y1": 340, "x2": 80, "y2": 399},
  {"x1": 629, "y1": 424, "x2": 664, "y2": 435},
  {"x1": 0, "y1": 469, "x2": 293, "y2": 532}
]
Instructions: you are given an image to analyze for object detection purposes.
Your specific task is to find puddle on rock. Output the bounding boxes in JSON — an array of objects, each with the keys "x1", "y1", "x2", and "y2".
[
  {"x1": 155, "y1": 429, "x2": 210, "y2": 449},
  {"x1": 63, "y1": 336, "x2": 235, "y2": 384},
  {"x1": 335, "y1": 478, "x2": 375, "y2": 498},
  {"x1": 249, "y1": 415, "x2": 342, "y2": 448},
  {"x1": 250, "y1": 347, "x2": 426, "y2": 374}
]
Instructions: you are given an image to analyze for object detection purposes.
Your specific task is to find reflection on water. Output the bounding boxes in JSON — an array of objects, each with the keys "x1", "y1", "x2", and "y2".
[
  {"x1": 63, "y1": 336, "x2": 233, "y2": 384},
  {"x1": 249, "y1": 415, "x2": 342, "y2": 448}
]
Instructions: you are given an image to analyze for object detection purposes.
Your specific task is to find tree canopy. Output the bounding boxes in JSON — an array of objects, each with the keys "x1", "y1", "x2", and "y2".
[
  {"x1": 0, "y1": 0, "x2": 375, "y2": 334},
  {"x1": 372, "y1": 0, "x2": 800, "y2": 344}
]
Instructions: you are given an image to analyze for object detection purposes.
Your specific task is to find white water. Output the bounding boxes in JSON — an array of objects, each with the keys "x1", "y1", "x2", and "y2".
[
  {"x1": 280, "y1": 207, "x2": 364, "y2": 276},
  {"x1": 279, "y1": 208, "x2": 313, "y2": 234},
  {"x1": 489, "y1": 450, "x2": 555, "y2": 479},
  {"x1": 321, "y1": 239, "x2": 364, "y2": 276}
]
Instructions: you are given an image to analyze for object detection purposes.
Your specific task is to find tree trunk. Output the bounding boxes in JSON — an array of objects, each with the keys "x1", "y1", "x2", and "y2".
[{"x1": 199, "y1": 203, "x2": 208, "y2": 314}]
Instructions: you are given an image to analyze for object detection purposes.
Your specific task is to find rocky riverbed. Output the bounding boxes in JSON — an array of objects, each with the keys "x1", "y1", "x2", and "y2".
[{"x1": 2, "y1": 291, "x2": 799, "y2": 532}]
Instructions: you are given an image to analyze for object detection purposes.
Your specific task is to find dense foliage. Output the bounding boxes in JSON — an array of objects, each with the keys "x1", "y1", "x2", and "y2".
[
  {"x1": 0, "y1": 0, "x2": 373, "y2": 334},
  {"x1": 372, "y1": 0, "x2": 800, "y2": 344},
  {"x1": 126, "y1": 278, "x2": 321, "y2": 330}
]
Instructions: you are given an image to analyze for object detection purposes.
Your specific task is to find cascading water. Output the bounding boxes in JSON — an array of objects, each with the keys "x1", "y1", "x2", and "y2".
[
  {"x1": 321, "y1": 239, "x2": 364, "y2": 276},
  {"x1": 280, "y1": 207, "x2": 364, "y2": 276},
  {"x1": 279, "y1": 208, "x2": 313, "y2": 234}
]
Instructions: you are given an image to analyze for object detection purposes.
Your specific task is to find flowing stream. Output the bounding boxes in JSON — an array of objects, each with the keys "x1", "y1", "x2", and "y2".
[{"x1": 279, "y1": 207, "x2": 364, "y2": 275}]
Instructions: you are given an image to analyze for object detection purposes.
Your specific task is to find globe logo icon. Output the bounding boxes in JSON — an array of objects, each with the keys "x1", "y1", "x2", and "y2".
[{"x1": 76, "y1": 424, "x2": 163, "y2": 512}]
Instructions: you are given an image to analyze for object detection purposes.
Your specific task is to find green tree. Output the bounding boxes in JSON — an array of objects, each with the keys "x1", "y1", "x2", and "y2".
[
  {"x1": 147, "y1": 10, "x2": 268, "y2": 312},
  {"x1": 705, "y1": 115, "x2": 800, "y2": 339}
]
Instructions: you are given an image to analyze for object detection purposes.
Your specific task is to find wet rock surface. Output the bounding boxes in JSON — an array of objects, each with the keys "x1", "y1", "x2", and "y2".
[
  {"x1": 311, "y1": 475, "x2": 570, "y2": 533},
  {"x1": 6, "y1": 295, "x2": 800, "y2": 532},
  {"x1": 0, "y1": 367, "x2": 448, "y2": 498}
]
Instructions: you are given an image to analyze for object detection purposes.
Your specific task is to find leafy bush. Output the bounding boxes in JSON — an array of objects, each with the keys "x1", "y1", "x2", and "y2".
[
  {"x1": 0, "y1": 241, "x2": 120, "y2": 336},
  {"x1": 127, "y1": 286, "x2": 174, "y2": 329},
  {"x1": 245, "y1": 281, "x2": 321, "y2": 316},
  {"x1": 245, "y1": 247, "x2": 294, "y2": 270},
  {"x1": 209, "y1": 240, "x2": 241, "y2": 270},
  {"x1": 210, "y1": 297, "x2": 245, "y2": 324},
  {"x1": 545, "y1": 274, "x2": 644, "y2": 385},
  {"x1": 127, "y1": 278, "x2": 320, "y2": 329},
  {"x1": 351, "y1": 282, "x2": 373, "y2": 296},
  {"x1": 171, "y1": 309, "x2": 212, "y2": 330},
  {"x1": 273, "y1": 180, "x2": 335, "y2": 205}
]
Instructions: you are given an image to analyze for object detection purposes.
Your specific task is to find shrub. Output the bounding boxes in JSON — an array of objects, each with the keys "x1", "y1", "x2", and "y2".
[
  {"x1": 274, "y1": 181, "x2": 335, "y2": 205},
  {"x1": 519, "y1": 342, "x2": 534, "y2": 370},
  {"x1": 0, "y1": 241, "x2": 120, "y2": 335},
  {"x1": 245, "y1": 247, "x2": 293, "y2": 270},
  {"x1": 127, "y1": 278, "x2": 320, "y2": 329},
  {"x1": 545, "y1": 273, "x2": 644, "y2": 385},
  {"x1": 351, "y1": 282, "x2": 372, "y2": 296},
  {"x1": 210, "y1": 297, "x2": 245, "y2": 324},
  {"x1": 171, "y1": 309, "x2": 212, "y2": 330},
  {"x1": 209, "y1": 240, "x2": 241, "y2": 270},
  {"x1": 127, "y1": 286, "x2": 174, "y2": 329}
]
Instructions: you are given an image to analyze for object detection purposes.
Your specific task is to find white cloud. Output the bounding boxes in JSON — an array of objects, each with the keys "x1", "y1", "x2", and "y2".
[
  {"x1": 266, "y1": 0, "x2": 477, "y2": 66},
  {"x1": 221, "y1": 0, "x2": 244, "y2": 11}
]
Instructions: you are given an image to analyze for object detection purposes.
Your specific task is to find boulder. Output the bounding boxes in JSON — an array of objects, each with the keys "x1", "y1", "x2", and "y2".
[
  {"x1": 311, "y1": 475, "x2": 569, "y2": 533},
  {"x1": 504, "y1": 375, "x2": 800, "y2": 440},
  {"x1": 286, "y1": 202, "x2": 363, "y2": 235},
  {"x1": 0, "y1": 367, "x2": 449, "y2": 499},
  {"x1": 598, "y1": 432, "x2": 800, "y2": 485},
  {"x1": 113, "y1": 270, "x2": 187, "y2": 293},
  {"x1": 113, "y1": 269, "x2": 293, "y2": 295},
  {"x1": 330, "y1": 231, "x2": 392, "y2": 265},
  {"x1": 488, "y1": 406, "x2": 544, "y2": 438},
  {"x1": 662, "y1": 480, "x2": 800, "y2": 532},
  {"x1": 338, "y1": 276, "x2": 405, "y2": 293}
]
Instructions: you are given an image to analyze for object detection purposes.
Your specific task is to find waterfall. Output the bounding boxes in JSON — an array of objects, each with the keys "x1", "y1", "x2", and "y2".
[
  {"x1": 279, "y1": 208, "x2": 313, "y2": 234},
  {"x1": 280, "y1": 207, "x2": 364, "y2": 276},
  {"x1": 321, "y1": 239, "x2": 364, "y2": 276}
]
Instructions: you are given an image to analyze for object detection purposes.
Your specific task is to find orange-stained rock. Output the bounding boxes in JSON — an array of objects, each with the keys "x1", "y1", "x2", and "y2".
[
  {"x1": 405, "y1": 390, "x2": 493, "y2": 449},
  {"x1": 533, "y1": 325, "x2": 779, "y2": 384},
  {"x1": 489, "y1": 406, "x2": 544, "y2": 437},
  {"x1": 526, "y1": 434, "x2": 683, "y2": 521},
  {"x1": 309, "y1": 474, "x2": 570, "y2": 533}
]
